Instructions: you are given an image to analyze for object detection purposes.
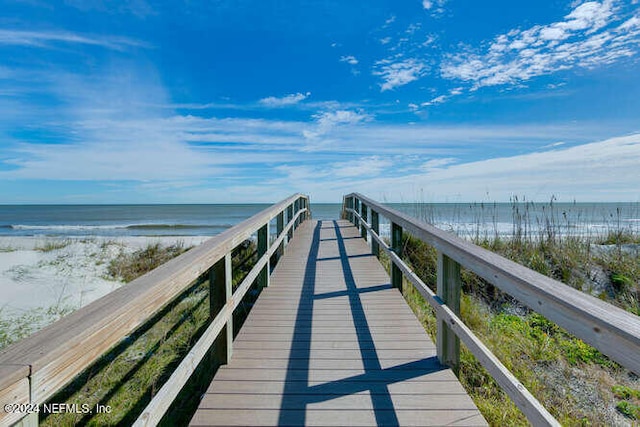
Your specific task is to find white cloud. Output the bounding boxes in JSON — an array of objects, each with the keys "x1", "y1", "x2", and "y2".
[
  {"x1": 421, "y1": 157, "x2": 457, "y2": 170},
  {"x1": 309, "y1": 134, "x2": 640, "y2": 202},
  {"x1": 0, "y1": 29, "x2": 148, "y2": 50},
  {"x1": 340, "y1": 55, "x2": 359, "y2": 65},
  {"x1": 422, "y1": 0, "x2": 446, "y2": 13},
  {"x1": 406, "y1": 23, "x2": 422, "y2": 34},
  {"x1": 302, "y1": 109, "x2": 370, "y2": 140},
  {"x1": 373, "y1": 58, "x2": 428, "y2": 91},
  {"x1": 259, "y1": 92, "x2": 311, "y2": 107},
  {"x1": 542, "y1": 141, "x2": 567, "y2": 149},
  {"x1": 422, "y1": 94, "x2": 448, "y2": 106},
  {"x1": 332, "y1": 156, "x2": 393, "y2": 178},
  {"x1": 441, "y1": 1, "x2": 640, "y2": 89},
  {"x1": 422, "y1": 35, "x2": 437, "y2": 47},
  {"x1": 65, "y1": 0, "x2": 156, "y2": 18},
  {"x1": 418, "y1": 87, "x2": 464, "y2": 108}
]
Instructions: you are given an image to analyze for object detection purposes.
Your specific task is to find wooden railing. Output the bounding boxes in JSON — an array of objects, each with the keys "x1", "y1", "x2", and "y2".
[
  {"x1": 343, "y1": 192, "x2": 640, "y2": 427},
  {"x1": 0, "y1": 194, "x2": 310, "y2": 427}
]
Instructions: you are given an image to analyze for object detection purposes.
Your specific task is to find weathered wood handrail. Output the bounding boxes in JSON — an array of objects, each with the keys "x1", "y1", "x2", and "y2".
[
  {"x1": 343, "y1": 192, "x2": 640, "y2": 427},
  {"x1": 0, "y1": 194, "x2": 310, "y2": 426}
]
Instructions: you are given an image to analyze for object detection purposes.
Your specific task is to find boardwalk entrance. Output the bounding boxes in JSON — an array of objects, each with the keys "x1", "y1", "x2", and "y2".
[{"x1": 190, "y1": 220, "x2": 486, "y2": 426}]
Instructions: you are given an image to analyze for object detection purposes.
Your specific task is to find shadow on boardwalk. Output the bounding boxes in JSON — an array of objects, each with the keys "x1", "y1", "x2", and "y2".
[{"x1": 278, "y1": 220, "x2": 443, "y2": 427}]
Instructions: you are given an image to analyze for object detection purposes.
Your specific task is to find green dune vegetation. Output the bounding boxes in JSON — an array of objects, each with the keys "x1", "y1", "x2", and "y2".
[{"x1": 389, "y1": 201, "x2": 640, "y2": 426}]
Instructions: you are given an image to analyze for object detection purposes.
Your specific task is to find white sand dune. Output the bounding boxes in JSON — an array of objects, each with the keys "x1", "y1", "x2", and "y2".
[{"x1": 0, "y1": 236, "x2": 209, "y2": 316}]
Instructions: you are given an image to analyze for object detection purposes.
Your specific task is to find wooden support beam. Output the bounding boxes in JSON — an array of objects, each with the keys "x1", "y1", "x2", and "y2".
[
  {"x1": 210, "y1": 253, "x2": 233, "y2": 365},
  {"x1": 360, "y1": 203, "x2": 368, "y2": 241},
  {"x1": 286, "y1": 204, "x2": 294, "y2": 242},
  {"x1": 276, "y1": 212, "x2": 284, "y2": 261},
  {"x1": 437, "y1": 252, "x2": 461, "y2": 374},
  {"x1": 371, "y1": 211, "x2": 379, "y2": 257},
  {"x1": 13, "y1": 413, "x2": 38, "y2": 427},
  {"x1": 303, "y1": 197, "x2": 309, "y2": 220},
  {"x1": 258, "y1": 224, "x2": 269, "y2": 289},
  {"x1": 391, "y1": 222, "x2": 403, "y2": 290}
]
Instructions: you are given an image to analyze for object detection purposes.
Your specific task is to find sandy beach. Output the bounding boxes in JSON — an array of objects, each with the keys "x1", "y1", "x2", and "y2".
[{"x1": 0, "y1": 236, "x2": 210, "y2": 317}]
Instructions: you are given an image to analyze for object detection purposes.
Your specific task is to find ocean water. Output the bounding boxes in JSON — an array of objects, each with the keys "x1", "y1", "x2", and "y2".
[
  {"x1": 0, "y1": 204, "x2": 343, "y2": 238},
  {"x1": 0, "y1": 202, "x2": 638, "y2": 239}
]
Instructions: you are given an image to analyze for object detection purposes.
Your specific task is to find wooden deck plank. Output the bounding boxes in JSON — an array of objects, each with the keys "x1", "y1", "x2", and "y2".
[
  {"x1": 191, "y1": 409, "x2": 486, "y2": 427},
  {"x1": 190, "y1": 219, "x2": 486, "y2": 426},
  {"x1": 204, "y1": 380, "x2": 469, "y2": 395},
  {"x1": 233, "y1": 340, "x2": 436, "y2": 351},
  {"x1": 199, "y1": 393, "x2": 479, "y2": 410}
]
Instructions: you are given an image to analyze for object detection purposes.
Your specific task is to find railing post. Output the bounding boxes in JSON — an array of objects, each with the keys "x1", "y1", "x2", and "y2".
[
  {"x1": 303, "y1": 197, "x2": 309, "y2": 220},
  {"x1": 346, "y1": 196, "x2": 354, "y2": 223},
  {"x1": 354, "y1": 198, "x2": 360, "y2": 229},
  {"x1": 391, "y1": 222, "x2": 403, "y2": 290},
  {"x1": 302, "y1": 197, "x2": 307, "y2": 221},
  {"x1": 371, "y1": 210, "x2": 379, "y2": 257},
  {"x1": 287, "y1": 203, "x2": 294, "y2": 242},
  {"x1": 276, "y1": 211, "x2": 284, "y2": 261},
  {"x1": 210, "y1": 253, "x2": 233, "y2": 365},
  {"x1": 14, "y1": 413, "x2": 38, "y2": 427},
  {"x1": 258, "y1": 223, "x2": 269, "y2": 289},
  {"x1": 437, "y1": 251, "x2": 461, "y2": 374},
  {"x1": 361, "y1": 203, "x2": 368, "y2": 241},
  {"x1": 293, "y1": 200, "x2": 297, "y2": 229}
]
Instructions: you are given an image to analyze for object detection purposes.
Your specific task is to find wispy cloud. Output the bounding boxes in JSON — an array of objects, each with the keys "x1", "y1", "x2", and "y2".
[
  {"x1": 276, "y1": 133, "x2": 640, "y2": 202},
  {"x1": 421, "y1": 94, "x2": 448, "y2": 106},
  {"x1": 373, "y1": 58, "x2": 428, "y2": 91},
  {"x1": 274, "y1": 155, "x2": 392, "y2": 182},
  {"x1": 64, "y1": 0, "x2": 156, "y2": 18},
  {"x1": 422, "y1": 0, "x2": 446, "y2": 10},
  {"x1": 421, "y1": 157, "x2": 457, "y2": 170},
  {"x1": 364, "y1": 133, "x2": 640, "y2": 202},
  {"x1": 541, "y1": 141, "x2": 566, "y2": 149},
  {"x1": 302, "y1": 109, "x2": 371, "y2": 140},
  {"x1": 419, "y1": 87, "x2": 463, "y2": 107},
  {"x1": 340, "y1": 55, "x2": 359, "y2": 65},
  {"x1": 259, "y1": 92, "x2": 311, "y2": 107},
  {"x1": 421, "y1": 0, "x2": 447, "y2": 15},
  {"x1": 0, "y1": 29, "x2": 149, "y2": 50},
  {"x1": 441, "y1": 1, "x2": 640, "y2": 89}
]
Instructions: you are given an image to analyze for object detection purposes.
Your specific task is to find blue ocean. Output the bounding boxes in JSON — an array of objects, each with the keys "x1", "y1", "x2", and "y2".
[{"x1": 0, "y1": 202, "x2": 638, "y2": 239}]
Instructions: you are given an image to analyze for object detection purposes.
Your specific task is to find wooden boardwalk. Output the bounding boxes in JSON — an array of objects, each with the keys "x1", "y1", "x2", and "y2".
[{"x1": 190, "y1": 220, "x2": 486, "y2": 426}]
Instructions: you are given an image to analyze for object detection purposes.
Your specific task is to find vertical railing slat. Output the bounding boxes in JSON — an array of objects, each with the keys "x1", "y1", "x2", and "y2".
[
  {"x1": 211, "y1": 252, "x2": 233, "y2": 365},
  {"x1": 391, "y1": 222, "x2": 403, "y2": 290},
  {"x1": 258, "y1": 224, "x2": 269, "y2": 289},
  {"x1": 437, "y1": 251, "x2": 461, "y2": 373},
  {"x1": 276, "y1": 211, "x2": 284, "y2": 262},
  {"x1": 371, "y1": 210, "x2": 379, "y2": 257},
  {"x1": 361, "y1": 203, "x2": 368, "y2": 241},
  {"x1": 287, "y1": 203, "x2": 294, "y2": 242}
]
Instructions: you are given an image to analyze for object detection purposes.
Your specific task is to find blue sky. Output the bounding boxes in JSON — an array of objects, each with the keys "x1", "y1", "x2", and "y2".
[{"x1": 0, "y1": 0, "x2": 639, "y2": 203}]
